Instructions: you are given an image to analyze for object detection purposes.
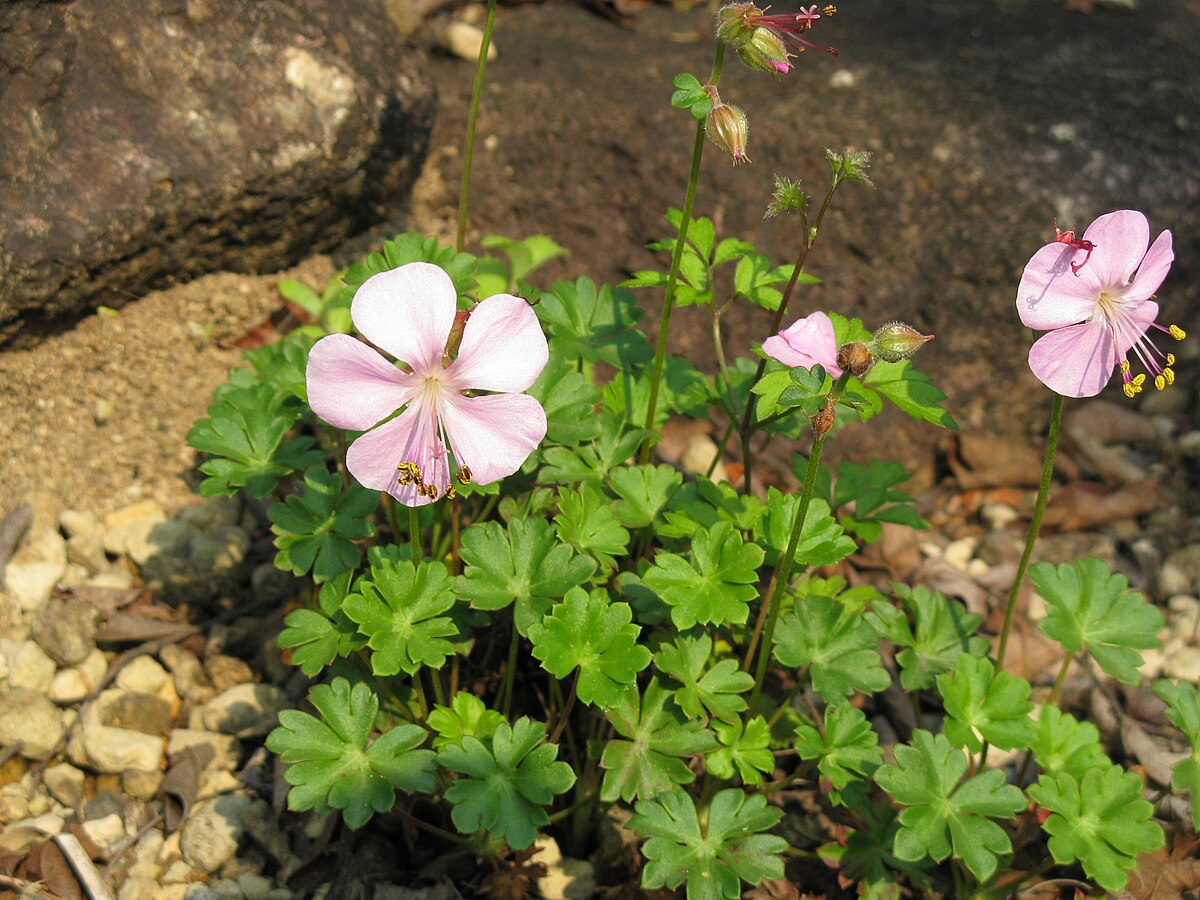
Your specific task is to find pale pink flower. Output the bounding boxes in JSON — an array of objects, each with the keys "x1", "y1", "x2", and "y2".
[
  {"x1": 1016, "y1": 210, "x2": 1185, "y2": 399},
  {"x1": 762, "y1": 310, "x2": 843, "y2": 376},
  {"x1": 306, "y1": 262, "x2": 548, "y2": 506}
]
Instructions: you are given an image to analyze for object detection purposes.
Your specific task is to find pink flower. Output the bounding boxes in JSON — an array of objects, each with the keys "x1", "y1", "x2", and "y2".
[
  {"x1": 762, "y1": 310, "x2": 843, "y2": 376},
  {"x1": 1016, "y1": 210, "x2": 1186, "y2": 398},
  {"x1": 305, "y1": 262, "x2": 549, "y2": 506}
]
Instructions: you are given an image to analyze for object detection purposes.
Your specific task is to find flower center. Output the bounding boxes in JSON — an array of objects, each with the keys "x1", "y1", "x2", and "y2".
[
  {"x1": 392, "y1": 376, "x2": 473, "y2": 501},
  {"x1": 1094, "y1": 290, "x2": 1187, "y2": 398}
]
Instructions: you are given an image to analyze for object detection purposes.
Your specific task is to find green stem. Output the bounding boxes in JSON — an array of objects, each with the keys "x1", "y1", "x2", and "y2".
[
  {"x1": 712, "y1": 308, "x2": 741, "y2": 423},
  {"x1": 548, "y1": 670, "x2": 580, "y2": 745},
  {"x1": 706, "y1": 419, "x2": 736, "y2": 480},
  {"x1": 500, "y1": 622, "x2": 519, "y2": 719},
  {"x1": 747, "y1": 377, "x2": 846, "y2": 707},
  {"x1": 996, "y1": 393, "x2": 1063, "y2": 669},
  {"x1": 394, "y1": 807, "x2": 472, "y2": 847},
  {"x1": 455, "y1": 0, "x2": 498, "y2": 252},
  {"x1": 639, "y1": 42, "x2": 725, "y2": 464},
  {"x1": 409, "y1": 506, "x2": 422, "y2": 563}
]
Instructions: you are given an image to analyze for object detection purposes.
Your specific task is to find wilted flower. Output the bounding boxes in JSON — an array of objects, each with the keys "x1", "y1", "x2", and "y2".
[
  {"x1": 763, "y1": 310, "x2": 842, "y2": 375},
  {"x1": 1016, "y1": 210, "x2": 1185, "y2": 398},
  {"x1": 705, "y1": 100, "x2": 750, "y2": 164},
  {"x1": 716, "y1": 2, "x2": 838, "y2": 72},
  {"x1": 306, "y1": 262, "x2": 548, "y2": 506}
]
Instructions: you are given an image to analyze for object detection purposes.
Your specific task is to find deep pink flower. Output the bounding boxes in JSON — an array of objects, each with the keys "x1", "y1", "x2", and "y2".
[
  {"x1": 306, "y1": 262, "x2": 548, "y2": 506},
  {"x1": 1016, "y1": 210, "x2": 1185, "y2": 398},
  {"x1": 762, "y1": 310, "x2": 843, "y2": 376}
]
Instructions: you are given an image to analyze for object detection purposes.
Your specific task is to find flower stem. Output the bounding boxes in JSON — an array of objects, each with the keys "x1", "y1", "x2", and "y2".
[
  {"x1": 639, "y1": 41, "x2": 725, "y2": 464},
  {"x1": 500, "y1": 622, "x2": 519, "y2": 719},
  {"x1": 712, "y1": 308, "x2": 741, "y2": 422},
  {"x1": 996, "y1": 392, "x2": 1064, "y2": 670},
  {"x1": 747, "y1": 376, "x2": 846, "y2": 707},
  {"x1": 455, "y1": 0, "x2": 498, "y2": 253},
  {"x1": 549, "y1": 669, "x2": 580, "y2": 745},
  {"x1": 409, "y1": 506, "x2": 422, "y2": 563}
]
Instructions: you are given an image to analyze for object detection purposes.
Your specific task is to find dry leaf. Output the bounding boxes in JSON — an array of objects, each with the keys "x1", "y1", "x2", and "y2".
[
  {"x1": 945, "y1": 432, "x2": 1047, "y2": 489},
  {"x1": 1042, "y1": 479, "x2": 1162, "y2": 532},
  {"x1": 1126, "y1": 835, "x2": 1200, "y2": 900},
  {"x1": 95, "y1": 610, "x2": 188, "y2": 643}
]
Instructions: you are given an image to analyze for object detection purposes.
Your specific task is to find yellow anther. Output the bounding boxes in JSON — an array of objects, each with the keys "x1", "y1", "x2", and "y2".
[
  {"x1": 1123, "y1": 382, "x2": 1137, "y2": 398},
  {"x1": 1132, "y1": 373, "x2": 1146, "y2": 386},
  {"x1": 1119, "y1": 360, "x2": 1131, "y2": 373},
  {"x1": 1155, "y1": 374, "x2": 1166, "y2": 391},
  {"x1": 1167, "y1": 353, "x2": 1176, "y2": 366},
  {"x1": 445, "y1": 485, "x2": 458, "y2": 501},
  {"x1": 823, "y1": 4, "x2": 837, "y2": 14},
  {"x1": 1169, "y1": 324, "x2": 1186, "y2": 340},
  {"x1": 1164, "y1": 367, "x2": 1175, "y2": 385},
  {"x1": 457, "y1": 466, "x2": 474, "y2": 485}
]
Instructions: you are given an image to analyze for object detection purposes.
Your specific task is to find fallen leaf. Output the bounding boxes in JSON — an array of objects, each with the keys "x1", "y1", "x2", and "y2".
[
  {"x1": 95, "y1": 610, "x2": 188, "y2": 643},
  {"x1": 1041, "y1": 479, "x2": 1162, "y2": 532},
  {"x1": 1126, "y1": 834, "x2": 1200, "y2": 900},
  {"x1": 945, "y1": 432, "x2": 1048, "y2": 490}
]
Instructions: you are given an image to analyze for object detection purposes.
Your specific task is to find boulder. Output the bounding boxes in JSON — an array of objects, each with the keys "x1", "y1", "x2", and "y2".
[{"x1": 0, "y1": 0, "x2": 435, "y2": 345}]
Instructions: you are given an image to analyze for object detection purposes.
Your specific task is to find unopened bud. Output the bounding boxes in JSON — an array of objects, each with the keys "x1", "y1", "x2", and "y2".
[
  {"x1": 869, "y1": 322, "x2": 933, "y2": 363},
  {"x1": 835, "y1": 341, "x2": 873, "y2": 377},
  {"x1": 715, "y1": 2, "x2": 761, "y2": 47},
  {"x1": 812, "y1": 394, "x2": 836, "y2": 438},
  {"x1": 738, "y1": 27, "x2": 791, "y2": 74},
  {"x1": 706, "y1": 102, "x2": 750, "y2": 165}
]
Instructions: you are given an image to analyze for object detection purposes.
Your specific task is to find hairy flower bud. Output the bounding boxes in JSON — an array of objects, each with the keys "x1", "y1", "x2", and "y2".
[
  {"x1": 869, "y1": 322, "x2": 933, "y2": 363},
  {"x1": 738, "y1": 27, "x2": 791, "y2": 74},
  {"x1": 705, "y1": 102, "x2": 750, "y2": 165},
  {"x1": 835, "y1": 341, "x2": 873, "y2": 377},
  {"x1": 715, "y1": 2, "x2": 762, "y2": 47}
]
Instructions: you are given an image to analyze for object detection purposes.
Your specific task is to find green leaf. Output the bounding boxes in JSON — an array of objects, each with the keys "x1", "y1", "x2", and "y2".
[
  {"x1": 733, "y1": 254, "x2": 811, "y2": 312},
  {"x1": 480, "y1": 234, "x2": 567, "y2": 289},
  {"x1": 874, "y1": 730, "x2": 1026, "y2": 882},
  {"x1": 538, "y1": 411, "x2": 644, "y2": 485},
  {"x1": 439, "y1": 718, "x2": 576, "y2": 850},
  {"x1": 278, "y1": 574, "x2": 365, "y2": 676},
  {"x1": 609, "y1": 464, "x2": 684, "y2": 528},
  {"x1": 866, "y1": 585, "x2": 989, "y2": 691},
  {"x1": 188, "y1": 382, "x2": 323, "y2": 499},
  {"x1": 794, "y1": 703, "x2": 883, "y2": 805},
  {"x1": 819, "y1": 804, "x2": 930, "y2": 900},
  {"x1": 936, "y1": 654, "x2": 1035, "y2": 753},
  {"x1": 643, "y1": 522, "x2": 765, "y2": 630},
  {"x1": 1029, "y1": 705, "x2": 1111, "y2": 781},
  {"x1": 457, "y1": 518, "x2": 598, "y2": 635},
  {"x1": 427, "y1": 692, "x2": 506, "y2": 751},
  {"x1": 708, "y1": 716, "x2": 774, "y2": 786},
  {"x1": 602, "y1": 357, "x2": 712, "y2": 426},
  {"x1": 268, "y1": 466, "x2": 378, "y2": 583},
  {"x1": 1028, "y1": 766, "x2": 1165, "y2": 893},
  {"x1": 528, "y1": 587, "x2": 651, "y2": 709},
  {"x1": 660, "y1": 480, "x2": 765, "y2": 540},
  {"x1": 553, "y1": 485, "x2": 630, "y2": 570},
  {"x1": 1032, "y1": 557, "x2": 1163, "y2": 685},
  {"x1": 536, "y1": 277, "x2": 651, "y2": 367},
  {"x1": 773, "y1": 595, "x2": 890, "y2": 701},
  {"x1": 655, "y1": 632, "x2": 753, "y2": 724},
  {"x1": 600, "y1": 681, "x2": 717, "y2": 803},
  {"x1": 243, "y1": 330, "x2": 319, "y2": 404},
  {"x1": 756, "y1": 490, "x2": 855, "y2": 568},
  {"x1": 670, "y1": 72, "x2": 714, "y2": 121},
  {"x1": 630, "y1": 788, "x2": 786, "y2": 900},
  {"x1": 828, "y1": 460, "x2": 928, "y2": 543},
  {"x1": 1153, "y1": 679, "x2": 1200, "y2": 828},
  {"x1": 860, "y1": 360, "x2": 957, "y2": 429},
  {"x1": 527, "y1": 356, "x2": 603, "y2": 446},
  {"x1": 265, "y1": 677, "x2": 436, "y2": 829},
  {"x1": 342, "y1": 560, "x2": 458, "y2": 677}
]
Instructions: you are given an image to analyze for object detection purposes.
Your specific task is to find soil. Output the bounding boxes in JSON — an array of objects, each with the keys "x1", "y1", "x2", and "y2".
[{"x1": 3, "y1": 0, "x2": 1199, "y2": 519}]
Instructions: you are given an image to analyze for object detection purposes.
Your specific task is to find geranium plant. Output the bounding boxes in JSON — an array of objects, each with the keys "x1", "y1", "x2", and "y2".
[{"x1": 185, "y1": 2, "x2": 1196, "y2": 897}]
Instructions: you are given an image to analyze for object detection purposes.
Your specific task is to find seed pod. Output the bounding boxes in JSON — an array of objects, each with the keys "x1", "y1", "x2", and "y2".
[
  {"x1": 836, "y1": 341, "x2": 873, "y2": 377},
  {"x1": 812, "y1": 394, "x2": 836, "y2": 437}
]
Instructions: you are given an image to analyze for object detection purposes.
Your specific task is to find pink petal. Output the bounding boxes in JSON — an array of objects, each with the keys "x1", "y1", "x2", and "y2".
[
  {"x1": 762, "y1": 311, "x2": 842, "y2": 376},
  {"x1": 350, "y1": 262, "x2": 457, "y2": 374},
  {"x1": 1027, "y1": 320, "x2": 1116, "y2": 398},
  {"x1": 1015, "y1": 242, "x2": 1102, "y2": 330},
  {"x1": 439, "y1": 392, "x2": 547, "y2": 486},
  {"x1": 345, "y1": 399, "x2": 450, "y2": 507},
  {"x1": 443, "y1": 294, "x2": 549, "y2": 393},
  {"x1": 1112, "y1": 298, "x2": 1158, "y2": 357},
  {"x1": 1081, "y1": 210, "x2": 1149, "y2": 289},
  {"x1": 306, "y1": 334, "x2": 418, "y2": 431},
  {"x1": 1126, "y1": 230, "x2": 1173, "y2": 302}
]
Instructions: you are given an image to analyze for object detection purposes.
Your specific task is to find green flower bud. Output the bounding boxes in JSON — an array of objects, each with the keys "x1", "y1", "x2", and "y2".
[
  {"x1": 869, "y1": 322, "x2": 933, "y2": 362},
  {"x1": 705, "y1": 102, "x2": 750, "y2": 165},
  {"x1": 737, "y1": 28, "x2": 791, "y2": 75},
  {"x1": 715, "y1": 2, "x2": 762, "y2": 48}
]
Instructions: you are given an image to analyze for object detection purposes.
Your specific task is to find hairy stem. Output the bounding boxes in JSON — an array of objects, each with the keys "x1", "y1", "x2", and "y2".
[
  {"x1": 996, "y1": 392, "x2": 1064, "y2": 669},
  {"x1": 455, "y1": 0, "x2": 498, "y2": 252}
]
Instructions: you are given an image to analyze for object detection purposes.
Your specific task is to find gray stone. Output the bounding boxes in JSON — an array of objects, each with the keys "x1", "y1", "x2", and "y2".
[
  {"x1": 0, "y1": 0, "x2": 435, "y2": 345},
  {"x1": 31, "y1": 597, "x2": 101, "y2": 665},
  {"x1": 161, "y1": 644, "x2": 215, "y2": 705},
  {"x1": 43, "y1": 763, "x2": 87, "y2": 807},
  {"x1": 0, "y1": 687, "x2": 64, "y2": 760},
  {"x1": 180, "y1": 794, "x2": 253, "y2": 873},
  {"x1": 202, "y1": 683, "x2": 286, "y2": 738},
  {"x1": 205, "y1": 655, "x2": 254, "y2": 693},
  {"x1": 178, "y1": 496, "x2": 241, "y2": 533},
  {"x1": 240, "y1": 799, "x2": 290, "y2": 866},
  {"x1": 103, "y1": 501, "x2": 168, "y2": 561},
  {"x1": 97, "y1": 688, "x2": 174, "y2": 736},
  {"x1": 3, "y1": 560, "x2": 66, "y2": 612},
  {"x1": 115, "y1": 656, "x2": 169, "y2": 695},
  {"x1": 0, "y1": 639, "x2": 56, "y2": 692},
  {"x1": 189, "y1": 526, "x2": 251, "y2": 573},
  {"x1": 168, "y1": 729, "x2": 242, "y2": 772},
  {"x1": 60, "y1": 509, "x2": 102, "y2": 540},
  {"x1": 69, "y1": 700, "x2": 165, "y2": 774}
]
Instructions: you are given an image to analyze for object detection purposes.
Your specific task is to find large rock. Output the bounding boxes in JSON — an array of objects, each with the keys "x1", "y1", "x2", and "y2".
[{"x1": 0, "y1": 0, "x2": 436, "y2": 345}]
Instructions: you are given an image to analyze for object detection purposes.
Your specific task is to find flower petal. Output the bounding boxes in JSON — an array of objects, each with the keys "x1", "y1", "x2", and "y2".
[
  {"x1": 762, "y1": 311, "x2": 842, "y2": 375},
  {"x1": 306, "y1": 334, "x2": 418, "y2": 431},
  {"x1": 439, "y1": 392, "x2": 547, "y2": 486},
  {"x1": 1027, "y1": 320, "x2": 1116, "y2": 398},
  {"x1": 1015, "y1": 242, "x2": 1103, "y2": 330},
  {"x1": 345, "y1": 400, "x2": 451, "y2": 507},
  {"x1": 351, "y1": 262, "x2": 457, "y2": 373},
  {"x1": 1126, "y1": 230, "x2": 1173, "y2": 302},
  {"x1": 443, "y1": 294, "x2": 549, "y2": 393},
  {"x1": 1081, "y1": 210, "x2": 1149, "y2": 289},
  {"x1": 1112, "y1": 298, "x2": 1158, "y2": 357}
]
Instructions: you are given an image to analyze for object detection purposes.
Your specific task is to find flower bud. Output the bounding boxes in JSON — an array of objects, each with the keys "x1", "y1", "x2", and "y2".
[
  {"x1": 835, "y1": 341, "x2": 873, "y2": 377},
  {"x1": 715, "y1": 2, "x2": 762, "y2": 48},
  {"x1": 706, "y1": 102, "x2": 750, "y2": 165},
  {"x1": 738, "y1": 27, "x2": 791, "y2": 74},
  {"x1": 869, "y1": 322, "x2": 933, "y2": 363}
]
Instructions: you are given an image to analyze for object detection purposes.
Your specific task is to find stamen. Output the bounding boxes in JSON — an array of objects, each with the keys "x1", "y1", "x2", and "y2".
[
  {"x1": 1169, "y1": 324, "x2": 1187, "y2": 340},
  {"x1": 1167, "y1": 353, "x2": 1176, "y2": 366},
  {"x1": 445, "y1": 485, "x2": 458, "y2": 500},
  {"x1": 1155, "y1": 374, "x2": 1166, "y2": 391},
  {"x1": 1120, "y1": 361, "x2": 1131, "y2": 373},
  {"x1": 823, "y1": 4, "x2": 836, "y2": 14},
  {"x1": 457, "y1": 465, "x2": 474, "y2": 485},
  {"x1": 1164, "y1": 367, "x2": 1176, "y2": 386}
]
